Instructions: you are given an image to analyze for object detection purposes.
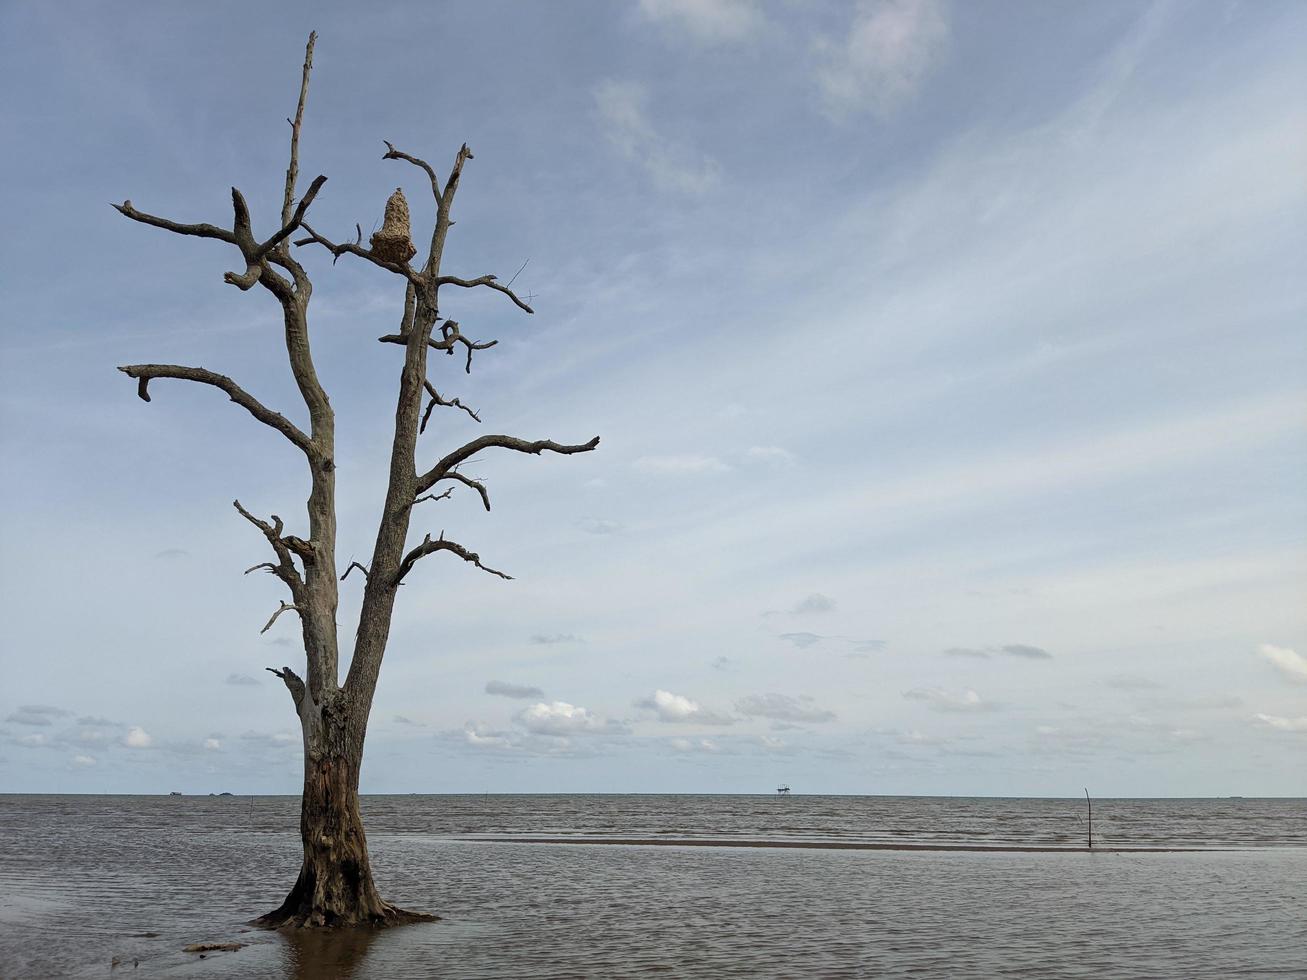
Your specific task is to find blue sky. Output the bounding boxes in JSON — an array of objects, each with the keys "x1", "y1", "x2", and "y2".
[{"x1": 1, "y1": 0, "x2": 1304, "y2": 796}]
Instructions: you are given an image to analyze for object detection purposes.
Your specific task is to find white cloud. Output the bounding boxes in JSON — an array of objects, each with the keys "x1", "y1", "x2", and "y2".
[
  {"x1": 1253, "y1": 713, "x2": 1307, "y2": 734},
  {"x1": 815, "y1": 0, "x2": 949, "y2": 118},
  {"x1": 631, "y1": 453, "x2": 730, "y2": 475},
  {"x1": 638, "y1": 0, "x2": 765, "y2": 43},
  {"x1": 637, "y1": 689, "x2": 734, "y2": 725},
  {"x1": 464, "y1": 723, "x2": 518, "y2": 750},
  {"x1": 123, "y1": 726, "x2": 153, "y2": 748},
  {"x1": 903, "y1": 688, "x2": 994, "y2": 712},
  {"x1": 744, "y1": 446, "x2": 796, "y2": 467},
  {"x1": 516, "y1": 701, "x2": 623, "y2": 736},
  {"x1": 18, "y1": 733, "x2": 48, "y2": 747},
  {"x1": 1259, "y1": 644, "x2": 1307, "y2": 685},
  {"x1": 595, "y1": 80, "x2": 721, "y2": 194},
  {"x1": 202, "y1": 738, "x2": 221, "y2": 751},
  {"x1": 736, "y1": 693, "x2": 836, "y2": 723},
  {"x1": 72, "y1": 754, "x2": 96, "y2": 767}
]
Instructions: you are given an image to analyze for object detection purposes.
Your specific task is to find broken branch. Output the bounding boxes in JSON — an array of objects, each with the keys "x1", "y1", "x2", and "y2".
[
  {"x1": 413, "y1": 488, "x2": 455, "y2": 505},
  {"x1": 395, "y1": 532, "x2": 512, "y2": 585},
  {"x1": 260, "y1": 601, "x2": 302, "y2": 634},
  {"x1": 111, "y1": 200, "x2": 238, "y2": 244},
  {"x1": 382, "y1": 140, "x2": 442, "y2": 207},
  {"x1": 265, "y1": 665, "x2": 306, "y2": 708},
  {"x1": 416, "y1": 435, "x2": 600, "y2": 494},
  {"x1": 420, "y1": 380, "x2": 481, "y2": 433},
  {"x1": 341, "y1": 561, "x2": 370, "y2": 582},
  {"x1": 437, "y1": 274, "x2": 534, "y2": 314},
  {"x1": 117, "y1": 364, "x2": 315, "y2": 457}
]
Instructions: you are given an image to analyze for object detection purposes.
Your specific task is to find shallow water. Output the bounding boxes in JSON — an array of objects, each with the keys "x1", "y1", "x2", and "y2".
[{"x1": 1, "y1": 794, "x2": 1304, "y2": 978}]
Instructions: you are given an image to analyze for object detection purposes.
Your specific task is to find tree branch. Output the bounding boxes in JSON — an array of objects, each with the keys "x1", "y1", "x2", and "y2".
[
  {"x1": 233, "y1": 500, "x2": 307, "y2": 594},
  {"x1": 416, "y1": 435, "x2": 600, "y2": 495},
  {"x1": 118, "y1": 364, "x2": 315, "y2": 457},
  {"x1": 378, "y1": 320, "x2": 498, "y2": 374},
  {"x1": 420, "y1": 379, "x2": 481, "y2": 433},
  {"x1": 395, "y1": 532, "x2": 512, "y2": 585},
  {"x1": 341, "y1": 561, "x2": 370, "y2": 582},
  {"x1": 260, "y1": 601, "x2": 302, "y2": 634},
  {"x1": 265, "y1": 665, "x2": 306, "y2": 708},
  {"x1": 295, "y1": 220, "x2": 421, "y2": 284},
  {"x1": 282, "y1": 32, "x2": 316, "y2": 227},
  {"x1": 382, "y1": 140, "x2": 442, "y2": 208},
  {"x1": 413, "y1": 488, "x2": 454, "y2": 505},
  {"x1": 437, "y1": 274, "x2": 535, "y2": 314},
  {"x1": 259, "y1": 174, "x2": 328, "y2": 259},
  {"x1": 435, "y1": 470, "x2": 491, "y2": 511},
  {"x1": 111, "y1": 200, "x2": 237, "y2": 244},
  {"x1": 442, "y1": 144, "x2": 473, "y2": 208}
]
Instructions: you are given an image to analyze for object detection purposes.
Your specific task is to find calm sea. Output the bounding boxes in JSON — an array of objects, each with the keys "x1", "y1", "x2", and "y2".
[{"x1": 0, "y1": 794, "x2": 1303, "y2": 978}]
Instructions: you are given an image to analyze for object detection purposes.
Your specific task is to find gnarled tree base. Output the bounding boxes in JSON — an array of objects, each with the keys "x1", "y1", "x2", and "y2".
[
  {"x1": 253, "y1": 866, "x2": 437, "y2": 929},
  {"x1": 253, "y1": 904, "x2": 437, "y2": 930}
]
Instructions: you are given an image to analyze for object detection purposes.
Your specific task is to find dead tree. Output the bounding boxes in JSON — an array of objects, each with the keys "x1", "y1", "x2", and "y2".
[{"x1": 112, "y1": 34, "x2": 598, "y2": 928}]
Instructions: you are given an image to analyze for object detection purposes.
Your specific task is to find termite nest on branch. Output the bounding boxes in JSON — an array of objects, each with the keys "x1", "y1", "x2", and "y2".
[{"x1": 369, "y1": 187, "x2": 416, "y2": 264}]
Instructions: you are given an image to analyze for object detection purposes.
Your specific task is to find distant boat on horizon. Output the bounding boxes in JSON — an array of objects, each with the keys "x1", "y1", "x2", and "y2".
[{"x1": 777, "y1": 785, "x2": 791, "y2": 795}]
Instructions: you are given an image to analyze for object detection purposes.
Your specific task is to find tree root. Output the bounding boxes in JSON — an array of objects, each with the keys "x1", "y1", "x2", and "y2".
[{"x1": 252, "y1": 902, "x2": 437, "y2": 930}]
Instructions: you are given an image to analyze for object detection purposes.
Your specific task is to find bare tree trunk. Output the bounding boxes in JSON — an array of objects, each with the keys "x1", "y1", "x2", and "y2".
[
  {"x1": 113, "y1": 33, "x2": 598, "y2": 930},
  {"x1": 257, "y1": 705, "x2": 427, "y2": 928}
]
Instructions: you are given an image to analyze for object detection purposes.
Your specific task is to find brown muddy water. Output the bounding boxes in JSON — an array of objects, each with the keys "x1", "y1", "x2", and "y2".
[{"x1": 0, "y1": 794, "x2": 1304, "y2": 978}]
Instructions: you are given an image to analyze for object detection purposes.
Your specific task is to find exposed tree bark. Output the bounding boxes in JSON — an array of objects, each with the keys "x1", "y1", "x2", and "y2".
[{"x1": 112, "y1": 32, "x2": 598, "y2": 929}]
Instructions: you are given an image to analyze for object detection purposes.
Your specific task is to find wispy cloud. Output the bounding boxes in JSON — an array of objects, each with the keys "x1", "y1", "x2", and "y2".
[
  {"x1": 744, "y1": 446, "x2": 796, "y2": 468},
  {"x1": 903, "y1": 688, "x2": 995, "y2": 712},
  {"x1": 6, "y1": 705, "x2": 71, "y2": 727},
  {"x1": 1259, "y1": 644, "x2": 1307, "y2": 685},
  {"x1": 736, "y1": 693, "x2": 836, "y2": 723},
  {"x1": 595, "y1": 80, "x2": 721, "y2": 194},
  {"x1": 631, "y1": 453, "x2": 730, "y2": 475},
  {"x1": 1002, "y1": 644, "x2": 1053, "y2": 660},
  {"x1": 530, "y1": 634, "x2": 583, "y2": 646},
  {"x1": 778, "y1": 632, "x2": 824, "y2": 649},
  {"x1": 1253, "y1": 713, "x2": 1307, "y2": 734},
  {"x1": 792, "y1": 593, "x2": 836, "y2": 615},
  {"x1": 486, "y1": 680, "x2": 546, "y2": 700},
  {"x1": 637, "y1": 0, "x2": 766, "y2": 44},
  {"x1": 576, "y1": 518, "x2": 623, "y2": 535},
  {"x1": 1105, "y1": 675, "x2": 1164, "y2": 691},
  {"x1": 941, "y1": 644, "x2": 1052, "y2": 660},
  {"x1": 814, "y1": 0, "x2": 950, "y2": 118}
]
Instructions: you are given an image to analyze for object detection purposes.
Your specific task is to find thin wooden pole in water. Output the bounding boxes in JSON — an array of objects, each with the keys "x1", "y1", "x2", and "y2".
[{"x1": 1085, "y1": 788, "x2": 1092, "y2": 848}]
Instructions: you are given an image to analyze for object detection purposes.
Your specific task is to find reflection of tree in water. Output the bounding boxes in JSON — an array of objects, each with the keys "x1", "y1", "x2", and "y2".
[
  {"x1": 277, "y1": 920, "x2": 440, "y2": 979},
  {"x1": 280, "y1": 927, "x2": 379, "y2": 980}
]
